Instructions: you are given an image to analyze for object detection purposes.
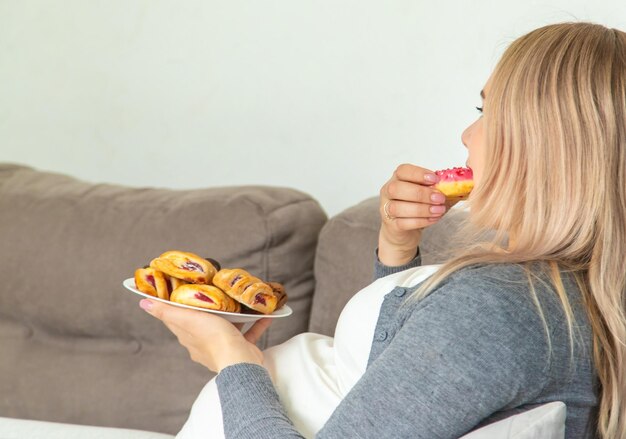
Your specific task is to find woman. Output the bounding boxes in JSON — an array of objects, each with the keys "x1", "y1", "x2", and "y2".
[{"x1": 139, "y1": 22, "x2": 626, "y2": 438}]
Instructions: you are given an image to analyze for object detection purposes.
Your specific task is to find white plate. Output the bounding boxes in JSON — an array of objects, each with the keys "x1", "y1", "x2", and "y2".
[{"x1": 122, "y1": 278, "x2": 293, "y2": 323}]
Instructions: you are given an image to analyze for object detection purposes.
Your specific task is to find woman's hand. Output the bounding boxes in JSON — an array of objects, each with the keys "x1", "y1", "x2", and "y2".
[
  {"x1": 139, "y1": 299, "x2": 272, "y2": 373},
  {"x1": 379, "y1": 164, "x2": 452, "y2": 266}
]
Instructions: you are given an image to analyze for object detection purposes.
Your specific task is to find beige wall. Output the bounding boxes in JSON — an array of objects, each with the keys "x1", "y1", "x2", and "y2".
[{"x1": 1, "y1": 0, "x2": 624, "y2": 215}]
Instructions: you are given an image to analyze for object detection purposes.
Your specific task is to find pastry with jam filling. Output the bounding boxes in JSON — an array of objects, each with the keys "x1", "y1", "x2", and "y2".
[
  {"x1": 213, "y1": 268, "x2": 278, "y2": 314},
  {"x1": 149, "y1": 251, "x2": 218, "y2": 284},
  {"x1": 170, "y1": 284, "x2": 241, "y2": 313}
]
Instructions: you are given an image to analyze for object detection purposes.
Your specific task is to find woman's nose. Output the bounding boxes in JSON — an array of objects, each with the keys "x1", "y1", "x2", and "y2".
[{"x1": 461, "y1": 124, "x2": 472, "y2": 148}]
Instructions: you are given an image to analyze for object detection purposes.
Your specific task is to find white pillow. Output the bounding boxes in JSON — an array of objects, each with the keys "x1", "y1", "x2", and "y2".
[
  {"x1": 459, "y1": 402, "x2": 566, "y2": 439},
  {"x1": 0, "y1": 417, "x2": 175, "y2": 439}
]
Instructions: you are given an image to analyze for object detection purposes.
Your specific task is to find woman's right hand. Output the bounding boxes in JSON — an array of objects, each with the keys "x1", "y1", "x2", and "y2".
[{"x1": 378, "y1": 164, "x2": 449, "y2": 267}]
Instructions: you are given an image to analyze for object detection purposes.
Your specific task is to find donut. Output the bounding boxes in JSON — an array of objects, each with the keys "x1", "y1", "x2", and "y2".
[{"x1": 434, "y1": 167, "x2": 474, "y2": 199}]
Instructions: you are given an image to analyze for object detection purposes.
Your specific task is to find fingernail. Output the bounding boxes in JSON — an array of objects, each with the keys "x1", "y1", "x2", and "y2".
[
  {"x1": 430, "y1": 205, "x2": 446, "y2": 214},
  {"x1": 139, "y1": 299, "x2": 154, "y2": 312},
  {"x1": 424, "y1": 173, "x2": 439, "y2": 183},
  {"x1": 430, "y1": 193, "x2": 446, "y2": 203}
]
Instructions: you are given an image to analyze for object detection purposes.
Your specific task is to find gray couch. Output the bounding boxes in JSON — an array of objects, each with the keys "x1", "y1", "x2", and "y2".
[{"x1": 0, "y1": 164, "x2": 465, "y2": 435}]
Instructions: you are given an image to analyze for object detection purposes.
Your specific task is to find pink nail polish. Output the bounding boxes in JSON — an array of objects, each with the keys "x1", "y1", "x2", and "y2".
[
  {"x1": 424, "y1": 173, "x2": 439, "y2": 183},
  {"x1": 430, "y1": 193, "x2": 446, "y2": 204},
  {"x1": 139, "y1": 299, "x2": 154, "y2": 312},
  {"x1": 430, "y1": 205, "x2": 446, "y2": 214}
]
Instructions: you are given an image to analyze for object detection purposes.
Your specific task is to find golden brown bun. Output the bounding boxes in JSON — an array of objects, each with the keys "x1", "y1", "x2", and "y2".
[
  {"x1": 268, "y1": 282, "x2": 288, "y2": 309},
  {"x1": 134, "y1": 268, "x2": 171, "y2": 300},
  {"x1": 213, "y1": 268, "x2": 278, "y2": 314},
  {"x1": 170, "y1": 284, "x2": 241, "y2": 313},
  {"x1": 149, "y1": 251, "x2": 218, "y2": 284},
  {"x1": 168, "y1": 275, "x2": 188, "y2": 291}
]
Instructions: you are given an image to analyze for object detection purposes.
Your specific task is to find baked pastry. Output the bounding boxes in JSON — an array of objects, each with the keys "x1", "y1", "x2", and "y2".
[
  {"x1": 134, "y1": 268, "x2": 170, "y2": 300},
  {"x1": 134, "y1": 268, "x2": 188, "y2": 300},
  {"x1": 149, "y1": 251, "x2": 218, "y2": 284},
  {"x1": 434, "y1": 167, "x2": 474, "y2": 199},
  {"x1": 204, "y1": 257, "x2": 221, "y2": 272},
  {"x1": 268, "y1": 282, "x2": 288, "y2": 309},
  {"x1": 170, "y1": 284, "x2": 241, "y2": 313},
  {"x1": 213, "y1": 268, "x2": 278, "y2": 314},
  {"x1": 133, "y1": 251, "x2": 286, "y2": 315},
  {"x1": 167, "y1": 275, "x2": 188, "y2": 291}
]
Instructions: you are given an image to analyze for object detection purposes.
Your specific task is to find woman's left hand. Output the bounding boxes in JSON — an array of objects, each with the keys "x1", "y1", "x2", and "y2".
[{"x1": 139, "y1": 299, "x2": 272, "y2": 373}]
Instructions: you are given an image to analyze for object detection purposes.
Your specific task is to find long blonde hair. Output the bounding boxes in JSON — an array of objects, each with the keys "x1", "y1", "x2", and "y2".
[{"x1": 415, "y1": 23, "x2": 626, "y2": 438}]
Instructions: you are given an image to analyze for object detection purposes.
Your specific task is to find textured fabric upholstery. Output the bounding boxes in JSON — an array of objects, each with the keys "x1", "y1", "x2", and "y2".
[{"x1": 0, "y1": 164, "x2": 326, "y2": 434}]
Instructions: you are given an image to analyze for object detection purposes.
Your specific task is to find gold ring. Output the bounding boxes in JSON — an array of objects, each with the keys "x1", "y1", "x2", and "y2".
[{"x1": 383, "y1": 200, "x2": 395, "y2": 221}]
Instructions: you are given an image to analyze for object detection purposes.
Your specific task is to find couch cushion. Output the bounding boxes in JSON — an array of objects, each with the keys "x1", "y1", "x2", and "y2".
[
  {"x1": 0, "y1": 417, "x2": 175, "y2": 439},
  {"x1": 309, "y1": 196, "x2": 469, "y2": 336},
  {"x1": 0, "y1": 164, "x2": 326, "y2": 434}
]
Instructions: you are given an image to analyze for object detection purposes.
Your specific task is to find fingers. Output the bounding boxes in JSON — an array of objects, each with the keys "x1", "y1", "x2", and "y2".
[
  {"x1": 384, "y1": 180, "x2": 446, "y2": 205},
  {"x1": 140, "y1": 299, "x2": 261, "y2": 343},
  {"x1": 141, "y1": 299, "x2": 199, "y2": 327},
  {"x1": 243, "y1": 319, "x2": 273, "y2": 345},
  {"x1": 381, "y1": 164, "x2": 446, "y2": 209},
  {"x1": 140, "y1": 299, "x2": 195, "y2": 338},
  {"x1": 394, "y1": 164, "x2": 439, "y2": 185},
  {"x1": 140, "y1": 299, "x2": 236, "y2": 339},
  {"x1": 138, "y1": 299, "x2": 265, "y2": 372},
  {"x1": 384, "y1": 200, "x2": 446, "y2": 220},
  {"x1": 392, "y1": 216, "x2": 441, "y2": 230}
]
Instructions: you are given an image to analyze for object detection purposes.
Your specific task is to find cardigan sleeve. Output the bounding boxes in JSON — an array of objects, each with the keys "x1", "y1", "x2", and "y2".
[
  {"x1": 216, "y1": 363, "x2": 303, "y2": 438},
  {"x1": 217, "y1": 269, "x2": 553, "y2": 438},
  {"x1": 374, "y1": 248, "x2": 422, "y2": 279}
]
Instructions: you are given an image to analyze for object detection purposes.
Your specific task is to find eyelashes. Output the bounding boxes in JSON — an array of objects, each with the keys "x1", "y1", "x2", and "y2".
[{"x1": 475, "y1": 106, "x2": 483, "y2": 113}]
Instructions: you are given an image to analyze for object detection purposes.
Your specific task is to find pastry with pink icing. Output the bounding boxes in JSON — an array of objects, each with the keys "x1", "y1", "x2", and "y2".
[{"x1": 434, "y1": 167, "x2": 474, "y2": 199}]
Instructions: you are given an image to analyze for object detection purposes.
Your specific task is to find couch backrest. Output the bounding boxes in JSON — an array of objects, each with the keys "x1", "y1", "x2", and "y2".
[
  {"x1": 310, "y1": 197, "x2": 469, "y2": 336},
  {"x1": 0, "y1": 164, "x2": 326, "y2": 434}
]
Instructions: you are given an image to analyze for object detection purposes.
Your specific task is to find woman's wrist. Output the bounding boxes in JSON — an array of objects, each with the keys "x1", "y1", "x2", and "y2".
[
  {"x1": 217, "y1": 358, "x2": 263, "y2": 374},
  {"x1": 377, "y1": 246, "x2": 419, "y2": 267},
  {"x1": 216, "y1": 341, "x2": 264, "y2": 373},
  {"x1": 378, "y1": 228, "x2": 421, "y2": 266}
]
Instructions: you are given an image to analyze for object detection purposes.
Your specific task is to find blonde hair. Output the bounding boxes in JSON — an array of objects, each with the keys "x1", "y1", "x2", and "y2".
[{"x1": 414, "y1": 23, "x2": 626, "y2": 438}]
